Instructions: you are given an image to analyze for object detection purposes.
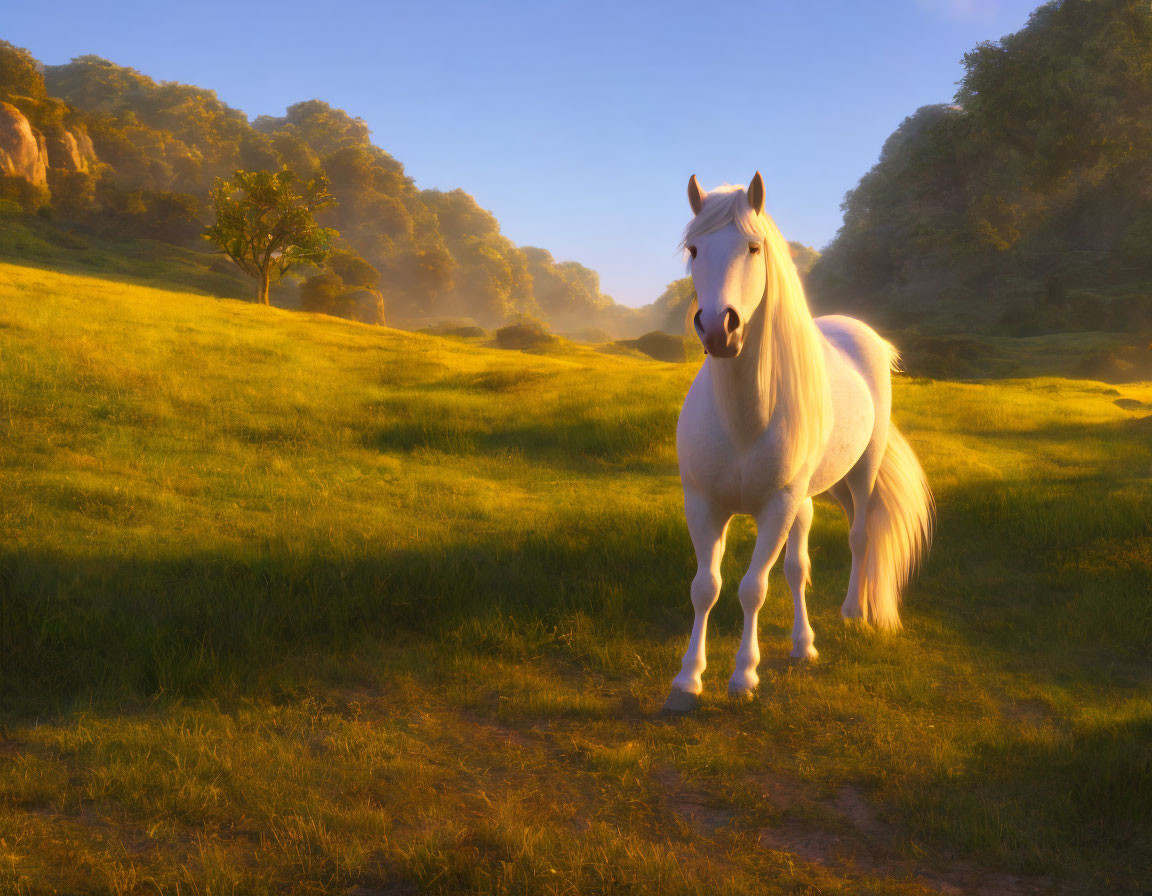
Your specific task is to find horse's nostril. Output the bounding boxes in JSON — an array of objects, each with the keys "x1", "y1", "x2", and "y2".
[
  {"x1": 723, "y1": 308, "x2": 740, "y2": 334},
  {"x1": 693, "y1": 309, "x2": 705, "y2": 338}
]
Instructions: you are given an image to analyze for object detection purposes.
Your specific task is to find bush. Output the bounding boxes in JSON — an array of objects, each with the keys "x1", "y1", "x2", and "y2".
[
  {"x1": 46, "y1": 169, "x2": 96, "y2": 218},
  {"x1": 495, "y1": 317, "x2": 555, "y2": 350},
  {"x1": 421, "y1": 324, "x2": 486, "y2": 339},
  {"x1": 300, "y1": 271, "x2": 386, "y2": 325},
  {"x1": 328, "y1": 249, "x2": 379, "y2": 289},
  {"x1": 145, "y1": 191, "x2": 201, "y2": 242},
  {"x1": 442, "y1": 326, "x2": 485, "y2": 338},
  {"x1": 0, "y1": 175, "x2": 49, "y2": 213},
  {"x1": 92, "y1": 185, "x2": 201, "y2": 241},
  {"x1": 338, "y1": 288, "x2": 385, "y2": 325},
  {"x1": 613, "y1": 330, "x2": 689, "y2": 362},
  {"x1": 299, "y1": 270, "x2": 345, "y2": 314}
]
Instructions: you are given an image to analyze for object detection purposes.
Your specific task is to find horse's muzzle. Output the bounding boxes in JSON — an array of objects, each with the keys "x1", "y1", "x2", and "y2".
[{"x1": 694, "y1": 307, "x2": 744, "y2": 358}]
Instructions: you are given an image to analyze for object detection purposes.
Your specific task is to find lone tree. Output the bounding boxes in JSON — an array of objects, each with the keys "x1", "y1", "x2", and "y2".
[{"x1": 205, "y1": 168, "x2": 336, "y2": 305}]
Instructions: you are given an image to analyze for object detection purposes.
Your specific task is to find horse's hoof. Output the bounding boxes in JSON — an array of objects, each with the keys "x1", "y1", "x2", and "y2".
[
  {"x1": 840, "y1": 601, "x2": 864, "y2": 621},
  {"x1": 790, "y1": 645, "x2": 818, "y2": 663},
  {"x1": 661, "y1": 688, "x2": 700, "y2": 714},
  {"x1": 727, "y1": 684, "x2": 757, "y2": 701}
]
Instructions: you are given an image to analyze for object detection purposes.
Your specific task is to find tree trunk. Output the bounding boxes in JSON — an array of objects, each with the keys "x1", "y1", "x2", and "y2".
[{"x1": 257, "y1": 269, "x2": 271, "y2": 305}]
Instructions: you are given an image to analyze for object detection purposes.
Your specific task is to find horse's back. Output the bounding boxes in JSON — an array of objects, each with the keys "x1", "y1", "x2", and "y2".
[
  {"x1": 807, "y1": 316, "x2": 895, "y2": 495},
  {"x1": 816, "y1": 316, "x2": 898, "y2": 388}
]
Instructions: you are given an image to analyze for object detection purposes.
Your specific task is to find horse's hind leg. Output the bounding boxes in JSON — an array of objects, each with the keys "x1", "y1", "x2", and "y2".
[
  {"x1": 785, "y1": 498, "x2": 817, "y2": 660},
  {"x1": 839, "y1": 449, "x2": 882, "y2": 621},
  {"x1": 828, "y1": 480, "x2": 860, "y2": 617},
  {"x1": 665, "y1": 490, "x2": 730, "y2": 712}
]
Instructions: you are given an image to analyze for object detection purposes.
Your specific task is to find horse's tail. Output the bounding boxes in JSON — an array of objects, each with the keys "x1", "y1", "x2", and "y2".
[{"x1": 860, "y1": 423, "x2": 934, "y2": 628}]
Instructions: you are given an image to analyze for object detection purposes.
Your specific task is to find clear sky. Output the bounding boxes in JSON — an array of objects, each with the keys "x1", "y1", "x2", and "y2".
[{"x1": 7, "y1": 0, "x2": 1042, "y2": 307}]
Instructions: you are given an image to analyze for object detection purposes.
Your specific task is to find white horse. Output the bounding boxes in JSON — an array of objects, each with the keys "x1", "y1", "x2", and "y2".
[{"x1": 664, "y1": 173, "x2": 934, "y2": 713}]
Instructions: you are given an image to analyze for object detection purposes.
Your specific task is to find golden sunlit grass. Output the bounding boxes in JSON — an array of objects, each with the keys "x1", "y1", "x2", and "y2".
[{"x1": 1, "y1": 261, "x2": 1149, "y2": 894}]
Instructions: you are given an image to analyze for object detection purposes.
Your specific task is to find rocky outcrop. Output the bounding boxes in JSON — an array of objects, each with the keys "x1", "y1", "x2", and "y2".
[
  {"x1": 0, "y1": 103, "x2": 97, "y2": 194},
  {"x1": 0, "y1": 102, "x2": 48, "y2": 186},
  {"x1": 74, "y1": 129, "x2": 96, "y2": 167},
  {"x1": 46, "y1": 127, "x2": 95, "y2": 172}
]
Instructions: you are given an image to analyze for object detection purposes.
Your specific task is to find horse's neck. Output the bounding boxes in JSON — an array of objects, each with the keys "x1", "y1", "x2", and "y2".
[{"x1": 709, "y1": 301, "x2": 772, "y2": 445}]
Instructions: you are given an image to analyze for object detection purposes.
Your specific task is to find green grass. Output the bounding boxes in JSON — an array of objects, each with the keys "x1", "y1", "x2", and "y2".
[
  {"x1": 0, "y1": 215, "x2": 253, "y2": 301},
  {"x1": 0, "y1": 260, "x2": 1149, "y2": 894}
]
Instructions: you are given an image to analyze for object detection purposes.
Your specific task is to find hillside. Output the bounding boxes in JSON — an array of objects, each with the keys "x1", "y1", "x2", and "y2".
[
  {"x1": 809, "y1": 0, "x2": 1152, "y2": 342},
  {"x1": 1, "y1": 260, "x2": 1150, "y2": 892},
  {"x1": 0, "y1": 40, "x2": 649, "y2": 334}
]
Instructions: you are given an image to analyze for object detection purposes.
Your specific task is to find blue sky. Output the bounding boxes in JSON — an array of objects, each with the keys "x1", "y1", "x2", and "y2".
[{"x1": 8, "y1": 0, "x2": 1041, "y2": 306}]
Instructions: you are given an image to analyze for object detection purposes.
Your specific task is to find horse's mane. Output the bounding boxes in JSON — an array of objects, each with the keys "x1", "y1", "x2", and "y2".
[{"x1": 682, "y1": 186, "x2": 831, "y2": 478}]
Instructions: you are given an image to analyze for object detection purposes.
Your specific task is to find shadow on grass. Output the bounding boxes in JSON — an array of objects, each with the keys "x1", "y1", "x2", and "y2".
[
  {"x1": 0, "y1": 519, "x2": 696, "y2": 715},
  {"x1": 5, "y1": 454, "x2": 1147, "y2": 716},
  {"x1": 956, "y1": 413, "x2": 1152, "y2": 448},
  {"x1": 368, "y1": 407, "x2": 679, "y2": 472},
  {"x1": 898, "y1": 709, "x2": 1152, "y2": 888},
  {"x1": 923, "y1": 454, "x2": 1152, "y2": 663}
]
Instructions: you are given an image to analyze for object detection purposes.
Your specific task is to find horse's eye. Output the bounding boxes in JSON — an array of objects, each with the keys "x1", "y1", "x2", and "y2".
[
  {"x1": 749, "y1": 243, "x2": 761, "y2": 254},
  {"x1": 688, "y1": 245, "x2": 697, "y2": 258}
]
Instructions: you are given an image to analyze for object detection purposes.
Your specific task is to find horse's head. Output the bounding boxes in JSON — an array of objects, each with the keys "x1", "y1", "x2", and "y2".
[{"x1": 684, "y1": 173, "x2": 767, "y2": 359}]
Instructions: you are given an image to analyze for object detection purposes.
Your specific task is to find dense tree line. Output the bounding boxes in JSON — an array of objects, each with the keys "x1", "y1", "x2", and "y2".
[{"x1": 809, "y1": 0, "x2": 1152, "y2": 336}]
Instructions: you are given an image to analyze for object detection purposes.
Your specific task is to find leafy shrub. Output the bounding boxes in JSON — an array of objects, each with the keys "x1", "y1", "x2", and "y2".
[
  {"x1": 46, "y1": 169, "x2": 96, "y2": 217},
  {"x1": 422, "y1": 325, "x2": 486, "y2": 339},
  {"x1": 495, "y1": 317, "x2": 555, "y2": 350},
  {"x1": 338, "y1": 287, "x2": 385, "y2": 325},
  {"x1": 613, "y1": 331, "x2": 689, "y2": 362},
  {"x1": 328, "y1": 249, "x2": 379, "y2": 289},
  {"x1": 300, "y1": 270, "x2": 385, "y2": 325},
  {"x1": 299, "y1": 271, "x2": 345, "y2": 314},
  {"x1": 0, "y1": 175, "x2": 49, "y2": 213}
]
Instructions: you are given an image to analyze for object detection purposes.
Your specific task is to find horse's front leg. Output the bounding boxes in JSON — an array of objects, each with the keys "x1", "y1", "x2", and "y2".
[
  {"x1": 664, "y1": 490, "x2": 730, "y2": 713},
  {"x1": 785, "y1": 497, "x2": 817, "y2": 660},
  {"x1": 729, "y1": 488, "x2": 805, "y2": 698}
]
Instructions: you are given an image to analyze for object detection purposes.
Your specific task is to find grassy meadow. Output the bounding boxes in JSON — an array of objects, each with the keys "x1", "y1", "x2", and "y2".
[{"x1": 0, "y1": 259, "x2": 1150, "y2": 894}]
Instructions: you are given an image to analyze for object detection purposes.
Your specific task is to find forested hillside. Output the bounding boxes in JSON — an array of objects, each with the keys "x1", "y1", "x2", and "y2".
[
  {"x1": 0, "y1": 43, "x2": 644, "y2": 333},
  {"x1": 809, "y1": 0, "x2": 1152, "y2": 340},
  {"x1": 10, "y1": 0, "x2": 1152, "y2": 352}
]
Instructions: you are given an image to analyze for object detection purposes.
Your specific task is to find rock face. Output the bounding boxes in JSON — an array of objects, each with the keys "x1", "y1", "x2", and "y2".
[
  {"x1": 0, "y1": 104, "x2": 96, "y2": 192},
  {"x1": 74, "y1": 129, "x2": 97, "y2": 167},
  {"x1": 0, "y1": 102, "x2": 48, "y2": 186},
  {"x1": 47, "y1": 128, "x2": 94, "y2": 172}
]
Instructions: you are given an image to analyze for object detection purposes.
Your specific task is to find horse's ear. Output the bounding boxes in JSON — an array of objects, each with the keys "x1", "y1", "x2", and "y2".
[
  {"x1": 747, "y1": 171, "x2": 765, "y2": 215},
  {"x1": 688, "y1": 175, "x2": 705, "y2": 215}
]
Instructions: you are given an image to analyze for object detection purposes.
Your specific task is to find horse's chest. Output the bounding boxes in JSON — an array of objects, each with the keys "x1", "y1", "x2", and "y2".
[{"x1": 678, "y1": 417, "x2": 787, "y2": 514}]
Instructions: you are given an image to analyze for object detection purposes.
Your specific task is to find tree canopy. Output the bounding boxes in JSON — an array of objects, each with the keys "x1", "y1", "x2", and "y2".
[
  {"x1": 205, "y1": 168, "x2": 336, "y2": 305},
  {"x1": 809, "y1": 0, "x2": 1152, "y2": 336}
]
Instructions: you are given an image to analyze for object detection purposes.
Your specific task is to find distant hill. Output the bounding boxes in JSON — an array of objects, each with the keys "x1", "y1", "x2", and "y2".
[
  {"x1": 0, "y1": 42, "x2": 647, "y2": 334},
  {"x1": 809, "y1": 0, "x2": 1152, "y2": 339}
]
